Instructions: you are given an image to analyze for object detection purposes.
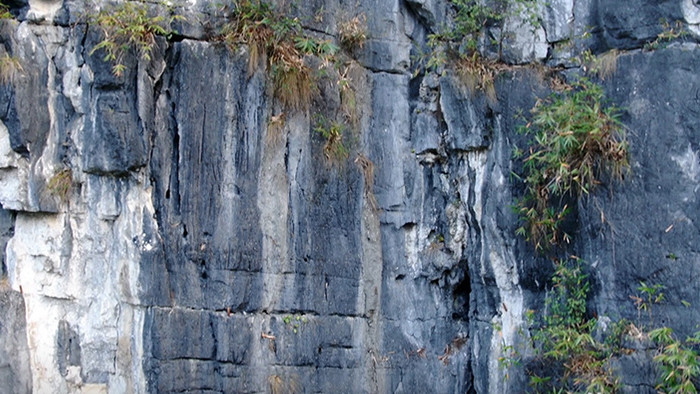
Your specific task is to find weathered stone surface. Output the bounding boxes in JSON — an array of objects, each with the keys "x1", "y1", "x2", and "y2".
[
  {"x1": 597, "y1": 0, "x2": 685, "y2": 49},
  {"x1": 0, "y1": 0, "x2": 698, "y2": 393},
  {"x1": 0, "y1": 288, "x2": 32, "y2": 394},
  {"x1": 580, "y1": 45, "x2": 700, "y2": 338}
]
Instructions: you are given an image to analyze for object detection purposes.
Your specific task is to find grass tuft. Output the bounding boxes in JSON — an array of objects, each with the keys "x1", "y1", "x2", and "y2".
[
  {"x1": 219, "y1": 0, "x2": 338, "y2": 110},
  {"x1": 355, "y1": 154, "x2": 377, "y2": 210},
  {"x1": 47, "y1": 168, "x2": 73, "y2": 201},
  {"x1": 455, "y1": 53, "x2": 500, "y2": 103},
  {"x1": 89, "y1": 1, "x2": 183, "y2": 76},
  {"x1": 315, "y1": 115, "x2": 349, "y2": 162},
  {"x1": 0, "y1": 54, "x2": 22, "y2": 84},
  {"x1": 338, "y1": 14, "x2": 367, "y2": 50}
]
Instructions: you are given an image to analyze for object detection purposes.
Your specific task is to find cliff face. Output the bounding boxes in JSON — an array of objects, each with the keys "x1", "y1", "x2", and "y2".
[{"x1": 0, "y1": 0, "x2": 699, "y2": 392}]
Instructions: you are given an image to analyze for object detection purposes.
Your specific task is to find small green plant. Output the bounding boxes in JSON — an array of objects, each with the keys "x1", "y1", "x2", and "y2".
[
  {"x1": 634, "y1": 281, "x2": 665, "y2": 323},
  {"x1": 412, "y1": 0, "x2": 502, "y2": 77},
  {"x1": 604, "y1": 318, "x2": 632, "y2": 355},
  {"x1": 90, "y1": 1, "x2": 183, "y2": 76},
  {"x1": 0, "y1": 4, "x2": 13, "y2": 19},
  {"x1": 498, "y1": 343, "x2": 522, "y2": 381},
  {"x1": 649, "y1": 327, "x2": 700, "y2": 393},
  {"x1": 0, "y1": 54, "x2": 22, "y2": 84},
  {"x1": 282, "y1": 314, "x2": 307, "y2": 334},
  {"x1": 514, "y1": 78, "x2": 628, "y2": 250},
  {"x1": 338, "y1": 14, "x2": 368, "y2": 50},
  {"x1": 314, "y1": 116, "x2": 349, "y2": 162},
  {"x1": 513, "y1": 203, "x2": 571, "y2": 252},
  {"x1": 644, "y1": 20, "x2": 688, "y2": 51},
  {"x1": 451, "y1": 0, "x2": 505, "y2": 53},
  {"x1": 47, "y1": 168, "x2": 73, "y2": 201}
]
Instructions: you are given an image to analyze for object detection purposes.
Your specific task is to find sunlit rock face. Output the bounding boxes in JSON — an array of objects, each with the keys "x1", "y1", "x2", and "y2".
[{"x1": 0, "y1": 0, "x2": 698, "y2": 392}]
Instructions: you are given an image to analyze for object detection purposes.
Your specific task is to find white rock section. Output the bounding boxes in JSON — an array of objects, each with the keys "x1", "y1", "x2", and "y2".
[
  {"x1": 543, "y1": 0, "x2": 575, "y2": 43},
  {"x1": 6, "y1": 171, "x2": 156, "y2": 393},
  {"x1": 258, "y1": 107, "x2": 295, "y2": 312},
  {"x1": 683, "y1": 0, "x2": 700, "y2": 37},
  {"x1": 0, "y1": 122, "x2": 30, "y2": 211},
  {"x1": 461, "y1": 142, "x2": 526, "y2": 391},
  {"x1": 27, "y1": 0, "x2": 63, "y2": 23},
  {"x1": 0, "y1": 18, "x2": 154, "y2": 394},
  {"x1": 502, "y1": 1, "x2": 549, "y2": 63}
]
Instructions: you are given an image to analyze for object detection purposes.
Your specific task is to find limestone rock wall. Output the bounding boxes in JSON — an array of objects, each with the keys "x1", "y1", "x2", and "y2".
[{"x1": 0, "y1": 0, "x2": 698, "y2": 393}]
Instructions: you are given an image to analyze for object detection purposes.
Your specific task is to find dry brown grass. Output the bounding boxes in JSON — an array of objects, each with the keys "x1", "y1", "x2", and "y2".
[
  {"x1": 47, "y1": 168, "x2": 72, "y2": 201},
  {"x1": 270, "y1": 42, "x2": 314, "y2": 110},
  {"x1": 338, "y1": 64, "x2": 359, "y2": 127},
  {"x1": 354, "y1": 154, "x2": 377, "y2": 210},
  {"x1": 220, "y1": 1, "x2": 317, "y2": 111},
  {"x1": 455, "y1": 54, "x2": 502, "y2": 104},
  {"x1": 590, "y1": 49, "x2": 619, "y2": 80},
  {"x1": 0, "y1": 54, "x2": 22, "y2": 85},
  {"x1": 268, "y1": 374, "x2": 300, "y2": 394},
  {"x1": 220, "y1": 12, "x2": 272, "y2": 75},
  {"x1": 338, "y1": 14, "x2": 368, "y2": 50}
]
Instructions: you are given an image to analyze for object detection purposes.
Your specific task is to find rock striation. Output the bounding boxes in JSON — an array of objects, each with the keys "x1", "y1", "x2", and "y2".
[{"x1": 0, "y1": 0, "x2": 698, "y2": 392}]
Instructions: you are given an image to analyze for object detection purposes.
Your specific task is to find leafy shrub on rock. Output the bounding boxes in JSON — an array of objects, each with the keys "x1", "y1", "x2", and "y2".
[
  {"x1": 90, "y1": 1, "x2": 182, "y2": 76},
  {"x1": 219, "y1": 0, "x2": 339, "y2": 110},
  {"x1": 528, "y1": 258, "x2": 621, "y2": 393},
  {"x1": 514, "y1": 78, "x2": 628, "y2": 251}
]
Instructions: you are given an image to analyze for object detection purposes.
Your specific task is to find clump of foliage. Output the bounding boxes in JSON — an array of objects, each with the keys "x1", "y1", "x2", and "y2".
[
  {"x1": 0, "y1": 4, "x2": 13, "y2": 19},
  {"x1": 414, "y1": 0, "x2": 505, "y2": 77},
  {"x1": 314, "y1": 115, "x2": 349, "y2": 162},
  {"x1": 414, "y1": 0, "x2": 539, "y2": 92},
  {"x1": 529, "y1": 258, "x2": 621, "y2": 393},
  {"x1": 514, "y1": 78, "x2": 628, "y2": 251},
  {"x1": 450, "y1": 0, "x2": 505, "y2": 52},
  {"x1": 90, "y1": 1, "x2": 182, "y2": 76},
  {"x1": 0, "y1": 54, "x2": 22, "y2": 84},
  {"x1": 649, "y1": 327, "x2": 700, "y2": 393},
  {"x1": 455, "y1": 52, "x2": 502, "y2": 102},
  {"x1": 523, "y1": 261, "x2": 700, "y2": 393},
  {"x1": 633, "y1": 281, "x2": 665, "y2": 323},
  {"x1": 220, "y1": 0, "x2": 339, "y2": 110},
  {"x1": 338, "y1": 14, "x2": 368, "y2": 50},
  {"x1": 644, "y1": 20, "x2": 688, "y2": 51},
  {"x1": 47, "y1": 168, "x2": 73, "y2": 201}
]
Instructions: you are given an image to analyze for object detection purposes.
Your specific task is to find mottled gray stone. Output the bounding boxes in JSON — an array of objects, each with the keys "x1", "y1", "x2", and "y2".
[
  {"x1": 597, "y1": 0, "x2": 685, "y2": 49},
  {"x1": 0, "y1": 289, "x2": 32, "y2": 394},
  {"x1": 55, "y1": 320, "x2": 81, "y2": 378},
  {"x1": 440, "y1": 73, "x2": 492, "y2": 152}
]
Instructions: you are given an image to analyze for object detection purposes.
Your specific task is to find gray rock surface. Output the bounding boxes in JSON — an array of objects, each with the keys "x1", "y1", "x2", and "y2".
[
  {"x1": 0, "y1": 0, "x2": 697, "y2": 393},
  {"x1": 0, "y1": 287, "x2": 32, "y2": 394}
]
